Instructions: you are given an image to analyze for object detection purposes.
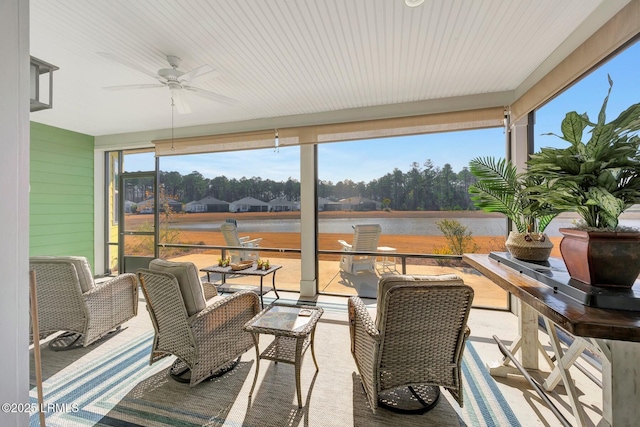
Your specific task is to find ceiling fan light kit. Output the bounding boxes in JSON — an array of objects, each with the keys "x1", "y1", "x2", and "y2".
[{"x1": 405, "y1": 0, "x2": 426, "y2": 7}]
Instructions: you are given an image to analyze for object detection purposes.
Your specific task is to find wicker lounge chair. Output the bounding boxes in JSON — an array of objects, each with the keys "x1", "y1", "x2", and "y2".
[
  {"x1": 348, "y1": 274, "x2": 474, "y2": 413},
  {"x1": 338, "y1": 224, "x2": 382, "y2": 274},
  {"x1": 138, "y1": 259, "x2": 260, "y2": 387},
  {"x1": 220, "y1": 222, "x2": 262, "y2": 263},
  {"x1": 29, "y1": 256, "x2": 138, "y2": 350}
]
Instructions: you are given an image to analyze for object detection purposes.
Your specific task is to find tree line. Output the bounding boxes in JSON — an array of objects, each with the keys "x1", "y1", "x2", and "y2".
[{"x1": 123, "y1": 160, "x2": 479, "y2": 211}]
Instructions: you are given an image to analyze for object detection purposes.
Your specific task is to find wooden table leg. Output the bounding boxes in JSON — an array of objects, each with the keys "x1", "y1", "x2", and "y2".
[
  {"x1": 595, "y1": 339, "x2": 640, "y2": 427},
  {"x1": 489, "y1": 300, "x2": 552, "y2": 376},
  {"x1": 544, "y1": 318, "x2": 587, "y2": 426}
]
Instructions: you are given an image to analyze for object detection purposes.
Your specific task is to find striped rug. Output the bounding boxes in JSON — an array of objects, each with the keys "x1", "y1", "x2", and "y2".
[{"x1": 30, "y1": 299, "x2": 520, "y2": 427}]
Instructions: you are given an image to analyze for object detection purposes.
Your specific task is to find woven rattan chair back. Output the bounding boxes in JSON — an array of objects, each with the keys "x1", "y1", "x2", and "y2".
[
  {"x1": 29, "y1": 256, "x2": 138, "y2": 349},
  {"x1": 29, "y1": 262, "x2": 88, "y2": 339},
  {"x1": 348, "y1": 274, "x2": 474, "y2": 413},
  {"x1": 137, "y1": 269, "x2": 196, "y2": 364},
  {"x1": 138, "y1": 266, "x2": 260, "y2": 387},
  {"x1": 377, "y1": 279, "x2": 474, "y2": 394}
]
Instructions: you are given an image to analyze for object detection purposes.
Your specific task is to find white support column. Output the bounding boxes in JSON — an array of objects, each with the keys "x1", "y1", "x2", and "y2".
[
  {"x1": 509, "y1": 114, "x2": 530, "y2": 173},
  {"x1": 94, "y1": 149, "x2": 106, "y2": 274},
  {"x1": 299, "y1": 142, "x2": 318, "y2": 297},
  {"x1": 490, "y1": 112, "x2": 543, "y2": 375},
  {"x1": 0, "y1": 0, "x2": 30, "y2": 425}
]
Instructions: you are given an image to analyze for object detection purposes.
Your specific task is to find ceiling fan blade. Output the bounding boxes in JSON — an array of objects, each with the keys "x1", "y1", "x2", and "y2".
[
  {"x1": 179, "y1": 65, "x2": 217, "y2": 85},
  {"x1": 184, "y1": 86, "x2": 238, "y2": 105},
  {"x1": 97, "y1": 52, "x2": 160, "y2": 80},
  {"x1": 171, "y1": 90, "x2": 192, "y2": 114},
  {"x1": 103, "y1": 84, "x2": 165, "y2": 91}
]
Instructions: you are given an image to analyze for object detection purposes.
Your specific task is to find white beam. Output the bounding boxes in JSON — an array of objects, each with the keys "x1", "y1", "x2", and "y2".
[
  {"x1": 0, "y1": 0, "x2": 30, "y2": 425},
  {"x1": 299, "y1": 143, "x2": 318, "y2": 297}
]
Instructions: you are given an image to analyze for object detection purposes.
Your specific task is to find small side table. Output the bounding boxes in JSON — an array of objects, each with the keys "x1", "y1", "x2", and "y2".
[
  {"x1": 376, "y1": 246, "x2": 398, "y2": 273},
  {"x1": 243, "y1": 303, "x2": 324, "y2": 408},
  {"x1": 199, "y1": 263, "x2": 281, "y2": 307}
]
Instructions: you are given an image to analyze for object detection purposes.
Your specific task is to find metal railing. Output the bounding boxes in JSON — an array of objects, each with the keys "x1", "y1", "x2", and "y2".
[{"x1": 157, "y1": 243, "x2": 463, "y2": 272}]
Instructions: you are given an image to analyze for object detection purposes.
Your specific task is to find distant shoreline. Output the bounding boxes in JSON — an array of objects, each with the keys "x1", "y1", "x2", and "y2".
[
  {"x1": 127, "y1": 209, "x2": 639, "y2": 261},
  {"x1": 139, "y1": 209, "x2": 506, "y2": 225}
]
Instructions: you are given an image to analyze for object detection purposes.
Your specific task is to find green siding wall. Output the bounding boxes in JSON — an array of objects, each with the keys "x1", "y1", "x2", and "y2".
[{"x1": 30, "y1": 122, "x2": 95, "y2": 269}]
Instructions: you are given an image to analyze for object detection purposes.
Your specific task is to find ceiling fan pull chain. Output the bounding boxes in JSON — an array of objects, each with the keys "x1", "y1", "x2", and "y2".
[{"x1": 171, "y1": 96, "x2": 175, "y2": 151}]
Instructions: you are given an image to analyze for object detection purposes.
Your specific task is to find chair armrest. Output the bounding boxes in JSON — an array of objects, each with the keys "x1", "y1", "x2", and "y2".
[
  {"x1": 338, "y1": 240, "x2": 353, "y2": 250},
  {"x1": 241, "y1": 238, "x2": 262, "y2": 247},
  {"x1": 188, "y1": 290, "x2": 260, "y2": 330},
  {"x1": 348, "y1": 296, "x2": 380, "y2": 354},
  {"x1": 348, "y1": 296, "x2": 380, "y2": 399},
  {"x1": 201, "y1": 282, "x2": 218, "y2": 300},
  {"x1": 84, "y1": 273, "x2": 139, "y2": 338},
  {"x1": 85, "y1": 273, "x2": 138, "y2": 309}
]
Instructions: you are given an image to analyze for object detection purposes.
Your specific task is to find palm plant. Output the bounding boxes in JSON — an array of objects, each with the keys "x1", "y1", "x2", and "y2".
[
  {"x1": 469, "y1": 157, "x2": 556, "y2": 233},
  {"x1": 526, "y1": 76, "x2": 640, "y2": 230}
]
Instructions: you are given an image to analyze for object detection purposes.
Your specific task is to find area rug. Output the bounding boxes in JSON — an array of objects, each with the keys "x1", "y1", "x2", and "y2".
[{"x1": 30, "y1": 301, "x2": 520, "y2": 427}]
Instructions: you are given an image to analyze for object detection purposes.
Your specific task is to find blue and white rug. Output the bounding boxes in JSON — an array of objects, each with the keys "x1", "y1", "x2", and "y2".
[{"x1": 30, "y1": 301, "x2": 520, "y2": 427}]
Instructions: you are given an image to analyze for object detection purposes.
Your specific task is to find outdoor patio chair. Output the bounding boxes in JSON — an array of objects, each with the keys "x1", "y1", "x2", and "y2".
[
  {"x1": 220, "y1": 222, "x2": 262, "y2": 263},
  {"x1": 138, "y1": 259, "x2": 260, "y2": 387},
  {"x1": 348, "y1": 274, "x2": 474, "y2": 413},
  {"x1": 29, "y1": 256, "x2": 138, "y2": 350},
  {"x1": 338, "y1": 224, "x2": 382, "y2": 274}
]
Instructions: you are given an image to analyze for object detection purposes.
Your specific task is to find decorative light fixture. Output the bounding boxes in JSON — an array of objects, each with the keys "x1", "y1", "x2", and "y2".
[
  {"x1": 30, "y1": 56, "x2": 59, "y2": 112},
  {"x1": 405, "y1": 0, "x2": 426, "y2": 7}
]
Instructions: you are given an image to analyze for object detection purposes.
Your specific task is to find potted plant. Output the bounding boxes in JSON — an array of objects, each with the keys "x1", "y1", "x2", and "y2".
[
  {"x1": 526, "y1": 76, "x2": 640, "y2": 288},
  {"x1": 469, "y1": 156, "x2": 557, "y2": 261}
]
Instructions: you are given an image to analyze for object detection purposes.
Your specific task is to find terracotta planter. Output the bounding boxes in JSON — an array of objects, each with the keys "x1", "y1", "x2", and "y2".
[
  {"x1": 559, "y1": 228, "x2": 640, "y2": 288},
  {"x1": 505, "y1": 231, "x2": 553, "y2": 262}
]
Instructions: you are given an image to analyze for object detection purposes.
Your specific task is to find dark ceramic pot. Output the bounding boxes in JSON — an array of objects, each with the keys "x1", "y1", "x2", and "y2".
[{"x1": 559, "y1": 228, "x2": 640, "y2": 288}]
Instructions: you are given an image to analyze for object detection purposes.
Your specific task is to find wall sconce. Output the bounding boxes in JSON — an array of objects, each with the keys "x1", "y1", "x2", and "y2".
[{"x1": 30, "y1": 56, "x2": 59, "y2": 112}]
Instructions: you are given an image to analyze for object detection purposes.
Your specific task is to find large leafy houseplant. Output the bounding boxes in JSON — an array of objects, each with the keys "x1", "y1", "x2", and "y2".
[
  {"x1": 526, "y1": 76, "x2": 640, "y2": 229},
  {"x1": 526, "y1": 76, "x2": 640, "y2": 287},
  {"x1": 468, "y1": 157, "x2": 557, "y2": 261}
]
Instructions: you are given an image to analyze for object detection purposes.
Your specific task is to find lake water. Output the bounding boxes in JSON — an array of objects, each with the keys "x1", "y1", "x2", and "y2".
[{"x1": 171, "y1": 214, "x2": 640, "y2": 237}]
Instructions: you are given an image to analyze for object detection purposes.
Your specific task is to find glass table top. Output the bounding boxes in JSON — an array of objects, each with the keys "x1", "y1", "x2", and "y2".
[{"x1": 248, "y1": 304, "x2": 320, "y2": 333}]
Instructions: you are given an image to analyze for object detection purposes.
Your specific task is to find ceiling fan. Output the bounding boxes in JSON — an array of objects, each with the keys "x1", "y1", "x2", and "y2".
[{"x1": 97, "y1": 52, "x2": 237, "y2": 114}]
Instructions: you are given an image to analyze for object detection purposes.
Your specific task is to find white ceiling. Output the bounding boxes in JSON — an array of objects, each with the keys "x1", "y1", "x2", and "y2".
[{"x1": 29, "y1": 0, "x2": 628, "y2": 137}]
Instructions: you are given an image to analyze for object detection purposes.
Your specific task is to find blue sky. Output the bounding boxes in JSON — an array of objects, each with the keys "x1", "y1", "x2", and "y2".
[{"x1": 129, "y1": 40, "x2": 639, "y2": 183}]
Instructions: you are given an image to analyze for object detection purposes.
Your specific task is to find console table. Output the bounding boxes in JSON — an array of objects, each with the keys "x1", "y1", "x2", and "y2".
[{"x1": 463, "y1": 253, "x2": 640, "y2": 427}]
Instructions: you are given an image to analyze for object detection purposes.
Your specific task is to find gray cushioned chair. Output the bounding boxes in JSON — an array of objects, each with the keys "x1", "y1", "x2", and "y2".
[
  {"x1": 138, "y1": 259, "x2": 260, "y2": 387},
  {"x1": 348, "y1": 274, "x2": 474, "y2": 413},
  {"x1": 29, "y1": 256, "x2": 139, "y2": 349}
]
